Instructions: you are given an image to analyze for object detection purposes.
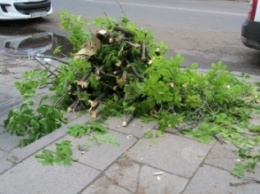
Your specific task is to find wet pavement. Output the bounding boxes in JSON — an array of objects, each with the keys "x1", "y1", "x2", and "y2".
[{"x1": 0, "y1": 28, "x2": 260, "y2": 194}]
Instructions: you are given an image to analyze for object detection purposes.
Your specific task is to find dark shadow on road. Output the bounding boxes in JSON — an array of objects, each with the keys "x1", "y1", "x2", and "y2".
[{"x1": 0, "y1": 19, "x2": 72, "y2": 58}]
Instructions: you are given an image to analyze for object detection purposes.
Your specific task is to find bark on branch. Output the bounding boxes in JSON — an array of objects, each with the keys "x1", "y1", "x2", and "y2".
[{"x1": 114, "y1": 26, "x2": 134, "y2": 37}]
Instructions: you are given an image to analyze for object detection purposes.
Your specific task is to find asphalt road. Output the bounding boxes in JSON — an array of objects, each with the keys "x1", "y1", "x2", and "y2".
[
  {"x1": 3, "y1": 0, "x2": 260, "y2": 75},
  {"x1": 51, "y1": 0, "x2": 260, "y2": 75}
]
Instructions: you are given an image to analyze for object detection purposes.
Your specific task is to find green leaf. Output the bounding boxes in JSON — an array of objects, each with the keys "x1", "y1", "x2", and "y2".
[
  {"x1": 35, "y1": 149, "x2": 55, "y2": 166},
  {"x1": 230, "y1": 162, "x2": 245, "y2": 178},
  {"x1": 145, "y1": 131, "x2": 154, "y2": 138},
  {"x1": 37, "y1": 140, "x2": 74, "y2": 166},
  {"x1": 249, "y1": 125, "x2": 260, "y2": 133},
  {"x1": 67, "y1": 124, "x2": 91, "y2": 137}
]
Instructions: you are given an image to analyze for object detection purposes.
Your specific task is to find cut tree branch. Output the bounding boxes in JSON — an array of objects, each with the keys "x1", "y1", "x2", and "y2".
[
  {"x1": 122, "y1": 114, "x2": 134, "y2": 127},
  {"x1": 141, "y1": 41, "x2": 146, "y2": 61},
  {"x1": 68, "y1": 99, "x2": 80, "y2": 112},
  {"x1": 89, "y1": 92, "x2": 108, "y2": 110}
]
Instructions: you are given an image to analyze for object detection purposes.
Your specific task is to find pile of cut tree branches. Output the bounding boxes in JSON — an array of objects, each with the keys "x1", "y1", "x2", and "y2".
[
  {"x1": 38, "y1": 15, "x2": 170, "y2": 127},
  {"x1": 4, "y1": 12, "x2": 260, "y2": 177}
]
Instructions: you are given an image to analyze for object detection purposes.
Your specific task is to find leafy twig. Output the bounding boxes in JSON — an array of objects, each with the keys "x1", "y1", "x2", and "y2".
[
  {"x1": 35, "y1": 58, "x2": 58, "y2": 78},
  {"x1": 114, "y1": 0, "x2": 125, "y2": 24}
]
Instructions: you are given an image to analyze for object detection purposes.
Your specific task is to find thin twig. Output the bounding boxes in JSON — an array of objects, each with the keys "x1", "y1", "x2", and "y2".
[
  {"x1": 80, "y1": 69, "x2": 92, "y2": 81},
  {"x1": 166, "y1": 67, "x2": 175, "y2": 79},
  {"x1": 129, "y1": 63, "x2": 145, "y2": 81},
  {"x1": 38, "y1": 81, "x2": 54, "y2": 89},
  {"x1": 100, "y1": 81, "x2": 115, "y2": 91},
  {"x1": 230, "y1": 177, "x2": 260, "y2": 186},
  {"x1": 54, "y1": 93, "x2": 67, "y2": 107},
  {"x1": 114, "y1": 0, "x2": 125, "y2": 24},
  {"x1": 45, "y1": 61, "x2": 61, "y2": 73},
  {"x1": 101, "y1": 72, "x2": 118, "y2": 78},
  {"x1": 34, "y1": 55, "x2": 70, "y2": 65},
  {"x1": 35, "y1": 58, "x2": 58, "y2": 78},
  {"x1": 97, "y1": 91, "x2": 108, "y2": 101},
  {"x1": 72, "y1": 99, "x2": 80, "y2": 112}
]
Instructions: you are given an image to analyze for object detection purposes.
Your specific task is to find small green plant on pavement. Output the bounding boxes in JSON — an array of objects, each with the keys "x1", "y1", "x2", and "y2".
[
  {"x1": 35, "y1": 122, "x2": 118, "y2": 166},
  {"x1": 4, "y1": 95, "x2": 65, "y2": 147},
  {"x1": 68, "y1": 121, "x2": 119, "y2": 149},
  {"x1": 35, "y1": 140, "x2": 74, "y2": 166}
]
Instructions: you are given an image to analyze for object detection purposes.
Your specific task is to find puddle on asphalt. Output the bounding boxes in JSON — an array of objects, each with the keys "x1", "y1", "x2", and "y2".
[{"x1": 0, "y1": 26, "x2": 72, "y2": 58}]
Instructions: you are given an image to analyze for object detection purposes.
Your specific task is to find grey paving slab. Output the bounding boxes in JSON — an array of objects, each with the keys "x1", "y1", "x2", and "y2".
[
  {"x1": 0, "y1": 67, "x2": 9, "y2": 75},
  {"x1": 0, "y1": 155, "x2": 100, "y2": 194},
  {"x1": 0, "y1": 98, "x2": 22, "y2": 119},
  {"x1": 0, "y1": 132, "x2": 23, "y2": 152},
  {"x1": 183, "y1": 164, "x2": 260, "y2": 194},
  {"x1": 0, "y1": 160, "x2": 13, "y2": 174},
  {"x1": 48, "y1": 130, "x2": 137, "y2": 171},
  {"x1": 0, "y1": 150, "x2": 7, "y2": 159},
  {"x1": 204, "y1": 141, "x2": 238, "y2": 171},
  {"x1": 0, "y1": 74, "x2": 15, "y2": 84},
  {"x1": 137, "y1": 165, "x2": 188, "y2": 194},
  {"x1": 6, "y1": 66, "x2": 34, "y2": 74},
  {"x1": 128, "y1": 133, "x2": 214, "y2": 178},
  {"x1": 205, "y1": 142, "x2": 260, "y2": 180},
  {"x1": 0, "y1": 115, "x2": 6, "y2": 127},
  {"x1": 0, "y1": 85, "x2": 21, "y2": 97},
  {"x1": 249, "y1": 164, "x2": 260, "y2": 180},
  {"x1": 8, "y1": 114, "x2": 92, "y2": 163},
  {"x1": 0, "y1": 92, "x2": 7, "y2": 106},
  {"x1": 105, "y1": 158, "x2": 140, "y2": 193},
  {"x1": 105, "y1": 160, "x2": 188, "y2": 194},
  {"x1": 81, "y1": 176, "x2": 132, "y2": 194},
  {"x1": 0, "y1": 126, "x2": 3, "y2": 134},
  {"x1": 248, "y1": 116, "x2": 260, "y2": 125},
  {"x1": 105, "y1": 117, "x2": 156, "y2": 138}
]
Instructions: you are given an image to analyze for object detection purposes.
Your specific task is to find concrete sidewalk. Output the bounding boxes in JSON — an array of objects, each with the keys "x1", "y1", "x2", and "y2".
[{"x1": 1, "y1": 54, "x2": 260, "y2": 194}]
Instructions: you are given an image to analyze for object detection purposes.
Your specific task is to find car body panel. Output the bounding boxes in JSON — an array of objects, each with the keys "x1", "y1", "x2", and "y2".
[
  {"x1": 255, "y1": 2, "x2": 260, "y2": 21},
  {"x1": 0, "y1": 0, "x2": 52, "y2": 20},
  {"x1": 241, "y1": 0, "x2": 260, "y2": 50}
]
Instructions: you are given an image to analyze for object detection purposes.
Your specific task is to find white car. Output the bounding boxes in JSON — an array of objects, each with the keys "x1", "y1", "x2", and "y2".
[
  {"x1": 0, "y1": 0, "x2": 52, "y2": 20},
  {"x1": 241, "y1": 0, "x2": 260, "y2": 50}
]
